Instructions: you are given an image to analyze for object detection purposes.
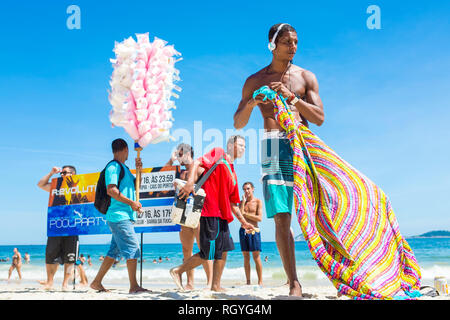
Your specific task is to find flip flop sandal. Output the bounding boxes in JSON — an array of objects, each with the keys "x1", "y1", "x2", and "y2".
[{"x1": 419, "y1": 286, "x2": 439, "y2": 297}]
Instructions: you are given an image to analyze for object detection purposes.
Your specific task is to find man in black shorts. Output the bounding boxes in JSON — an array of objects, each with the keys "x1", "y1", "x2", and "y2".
[
  {"x1": 37, "y1": 165, "x2": 79, "y2": 290},
  {"x1": 170, "y1": 136, "x2": 255, "y2": 292}
]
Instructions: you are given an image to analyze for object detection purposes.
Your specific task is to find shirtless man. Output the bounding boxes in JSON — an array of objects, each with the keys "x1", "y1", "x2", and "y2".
[
  {"x1": 166, "y1": 143, "x2": 213, "y2": 290},
  {"x1": 239, "y1": 182, "x2": 263, "y2": 286},
  {"x1": 233, "y1": 23, "x2": 324, "y2": 296},
  {"x1": 8, "y1": 248, "x2": 22, "y2": 281}
]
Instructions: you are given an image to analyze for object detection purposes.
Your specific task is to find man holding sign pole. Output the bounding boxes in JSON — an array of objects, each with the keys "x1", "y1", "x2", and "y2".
[
  {"x1": 37, "y1": 165, "x2": 79, "y2": 290},
  {"x1": 90, "y1": 138, "x2": 148, "y2": 294}
]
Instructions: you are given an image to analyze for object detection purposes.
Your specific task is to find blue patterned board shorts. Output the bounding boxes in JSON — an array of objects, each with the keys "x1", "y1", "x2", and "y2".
[{"x1": 261, "y1": 131, "x2": 294, "y2": 219}]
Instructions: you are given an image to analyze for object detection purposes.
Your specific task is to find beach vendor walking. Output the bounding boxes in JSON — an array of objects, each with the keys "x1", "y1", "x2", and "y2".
[
  {"x1": 170, "y1": 136, "x2": 255, "y2": 292},
  {"x1": 37, "y1": 165, "x2": 81, "y2": 290},
  {"x1": 233, "y1": 23, "x2": 324, "y2": 297},
  {"x1": 165, "y1": 143, "x2": 213, "y2": 290},
  {"x1": 89, "y1": 138, "x2": 148, "y2": 294},
  {"x1": 239, "y1": 182, "x2": 263, "y2": 286},
  {"x1": 234, "y1": 23, "x2": 421, "y2": 300}
]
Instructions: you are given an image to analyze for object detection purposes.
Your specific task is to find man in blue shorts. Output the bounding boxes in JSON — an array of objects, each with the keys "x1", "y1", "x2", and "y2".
[
  {"x1": 89, "y1": 138, "x2": 148, "y2": 294},
  {"x1": 239, "y1": 182, "x2": 263, "y2": 286}
]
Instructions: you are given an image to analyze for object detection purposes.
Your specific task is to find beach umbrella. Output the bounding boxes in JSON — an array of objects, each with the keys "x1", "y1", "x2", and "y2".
[{"x1": 107, "y1": 33, "x2": 182, "y2": 200}]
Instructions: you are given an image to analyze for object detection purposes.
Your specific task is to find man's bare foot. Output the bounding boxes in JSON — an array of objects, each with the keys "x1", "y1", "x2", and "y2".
[
  {"x1": 129, "y1": 286, "x2": 150, "y2": 294},
  {"x1": 211, "y1": 286, "x2": 227, "y2": 293},
  {"x1": 184, "y1": 283, "x2": 194, "y2": 291},
  {"x1": 289, "y1": 280, "x2": 302, "y2": 297},
  {"x1": 170, "y1": 267, "x2": 184, "y2": 291},
  {"x1": 39, "y1": 280, "x2": 54, "y2": 290},
  {"x1": 90, "y1": 281, "x2": 109, "y2": 292}
]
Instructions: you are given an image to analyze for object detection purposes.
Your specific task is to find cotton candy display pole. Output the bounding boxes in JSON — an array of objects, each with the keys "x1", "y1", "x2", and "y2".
[
  {"x1": 108, "y1": 33, "x2": 182, "y2": 200},
  {"x1": 134, "y1": 141, "x2": 142, "y2": 203}
]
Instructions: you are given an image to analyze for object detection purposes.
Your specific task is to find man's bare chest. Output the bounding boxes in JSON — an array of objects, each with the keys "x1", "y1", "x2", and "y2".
[
  {"x1": 244, "y1": 200, "x2": 258, "y2": 213},
  {"x1": 254, "y1": 72, "x2": 307, "y2": 98}
]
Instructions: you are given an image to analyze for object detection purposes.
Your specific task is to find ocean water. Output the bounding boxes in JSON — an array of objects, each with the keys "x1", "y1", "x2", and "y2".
[{"x1": 1, "y1": 238, "x2": 449, "y2": 287}]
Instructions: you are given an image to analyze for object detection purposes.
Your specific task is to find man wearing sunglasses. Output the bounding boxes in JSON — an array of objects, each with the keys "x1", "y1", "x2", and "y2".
[{"x1": 37, "y1": 165, "x2": 80, "y2": 290}]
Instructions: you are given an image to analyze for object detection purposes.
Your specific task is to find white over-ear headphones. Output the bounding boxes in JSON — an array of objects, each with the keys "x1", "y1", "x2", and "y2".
[{"x1": 268, "y1": 23, "x2": 288, "y2": 51}]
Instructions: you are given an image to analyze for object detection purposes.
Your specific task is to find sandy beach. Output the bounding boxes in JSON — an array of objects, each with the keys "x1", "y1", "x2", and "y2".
[{"x1": 1, "y1": 278, "x2": 448, "y2": 300}]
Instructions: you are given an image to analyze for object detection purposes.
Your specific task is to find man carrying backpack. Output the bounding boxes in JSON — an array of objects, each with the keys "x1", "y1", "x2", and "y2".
[{"x1": 90, "y1": 138, "x2": 148, "y2": 294}]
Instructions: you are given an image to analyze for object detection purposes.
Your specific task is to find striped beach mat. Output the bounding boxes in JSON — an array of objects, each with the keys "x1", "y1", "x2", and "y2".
[{"x1": 253, "y1": 86, "x2": 422, "y2": 300}]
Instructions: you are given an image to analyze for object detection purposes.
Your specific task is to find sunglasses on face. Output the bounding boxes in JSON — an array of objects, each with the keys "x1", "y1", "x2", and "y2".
[{"x1": 60, "y1": 171, "x2": 73, "y2": 176}]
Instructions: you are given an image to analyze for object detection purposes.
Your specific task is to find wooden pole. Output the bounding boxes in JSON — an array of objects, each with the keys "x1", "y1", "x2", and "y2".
[
  {"x1": 135, "y1": 141, "x2": 142, "y2": 203},
  {"x1": 134, "y1": 141, "x2": 143, "y2": 287}
]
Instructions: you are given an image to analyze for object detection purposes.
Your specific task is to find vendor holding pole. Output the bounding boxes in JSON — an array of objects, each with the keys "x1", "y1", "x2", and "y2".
[{"x1": 89, "y1": 138, "x2": 149, "y2": 294}]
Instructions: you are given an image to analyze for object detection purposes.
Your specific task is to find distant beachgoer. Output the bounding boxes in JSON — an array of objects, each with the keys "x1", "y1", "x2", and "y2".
[
  {"x1": 166, "y1": 143, "x2": 213, "y2": 290},
  {"x1": 239, "y1": 182, "x2": 263, "y2": 286},
  {"x1": 158, "y1": 257, "x2": 163, "y2": 263},
  {"x1": 74, "y1": 256, "x2": 88, "y2": 286},
  {"x1": 165, "y1": 257, "x2": 170, "y2": 261},
  {"x1": 264, "y1": 256, "x2": 268, "y2": 262},
  {"x1": 89, "y1": 138, "x2": 148, "y2": 294},
  {"x1": 152, "y1": 259, "x2": 157, "y2": 264},
  {"x1": 87, "y1": 255, "x2": 92, "y2": 267},
  {"x1": 37, "y1": 165, "x2": 80, "y2": 290},
  {"x1": 24, "y1": 252, "x2": 30, "y2": 264},
  {"x1": 8, "y1": 248, "x2": 22, "y2": 281},
  {"x1": 79, "y1": 254, "x2": 86, "y2": 264},
  {"x1": 170, "y1": 136, "x2": 255, "y2": 292},
  {"x1": 99, "y1": 255, "x2": 104, "y2": 261}
]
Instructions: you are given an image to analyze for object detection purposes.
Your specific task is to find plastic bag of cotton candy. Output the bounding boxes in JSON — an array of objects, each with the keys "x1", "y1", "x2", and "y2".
[{"x1": 108, "y1": 33, "x2": 182, "y2": 148}]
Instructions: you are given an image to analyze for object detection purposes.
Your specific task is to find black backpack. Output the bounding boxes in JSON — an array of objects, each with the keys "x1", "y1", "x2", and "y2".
[{"x1": 94, "y1": 160, "x2": 126, "y2": 214}]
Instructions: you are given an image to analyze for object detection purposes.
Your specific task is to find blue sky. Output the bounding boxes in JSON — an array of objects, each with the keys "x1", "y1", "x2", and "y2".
[{"x1": 0, "y1": 1, "x2": 449, "y2": 245}]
